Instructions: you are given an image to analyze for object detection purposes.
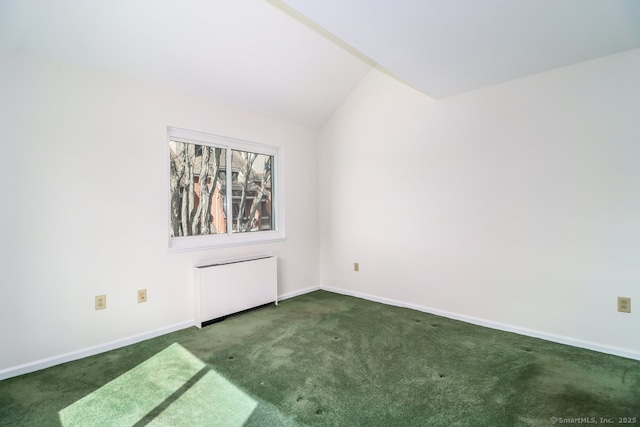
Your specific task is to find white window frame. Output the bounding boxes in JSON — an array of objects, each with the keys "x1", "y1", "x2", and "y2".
[{"x1": 167, "y1": 126, "x2": 285, "y2": 252}]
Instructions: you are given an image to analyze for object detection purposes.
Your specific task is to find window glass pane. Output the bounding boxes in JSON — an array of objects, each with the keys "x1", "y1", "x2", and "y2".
[
  {"x1": 167, "y1": 127, "x2": 284, "y2": 252},
  {"x1": 230, "y1": 150, "x2": 273, "y2": 233},
  {"x1": 169, "y1": 140, "x2": 226, "y2": 236}
]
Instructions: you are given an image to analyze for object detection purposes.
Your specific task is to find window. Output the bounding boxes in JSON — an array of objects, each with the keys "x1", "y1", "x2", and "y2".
[{"x1": 168, "y1": 127, "x2": 285, "y2": 251}]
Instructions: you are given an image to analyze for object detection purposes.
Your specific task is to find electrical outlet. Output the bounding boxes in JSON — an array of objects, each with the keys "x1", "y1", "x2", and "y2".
[
  {"x1": 138, "y1": 289, "x2": 147, "y2": 303},
  {"x1": 354, "y1": 262, "x2": 359, "y2": 272},
  {"x1": 95, "y1": 295, "x2": 106, "y2": 310},
  {"x1": 618, "y1": 297, "x2": 631, "y2": 313}
]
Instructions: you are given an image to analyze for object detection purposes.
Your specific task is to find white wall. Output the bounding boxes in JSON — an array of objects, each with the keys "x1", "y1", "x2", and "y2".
[
  {"x1": 0, "y1": 49, "x2": 319, "y2": 373},
  {"x1": 319, "y1": 49, "x2": 640, "y2": 356}
]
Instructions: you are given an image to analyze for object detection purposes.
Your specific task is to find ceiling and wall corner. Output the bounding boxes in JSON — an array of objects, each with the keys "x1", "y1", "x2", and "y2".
[
  {"x1": 2, "y1": 0, "x2": 639, "y2": 124},
  {"x1": 0, "y1": 0, "x2": 373, "y2": 129},
  {"x1": 281, "y1": 0, "x2": 640, "y2": 99}
]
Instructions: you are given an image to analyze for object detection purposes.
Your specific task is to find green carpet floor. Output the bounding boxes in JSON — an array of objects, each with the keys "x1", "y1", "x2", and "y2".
[{"x1": 1, "y1": 290, "x2": 639, "y2": 426}]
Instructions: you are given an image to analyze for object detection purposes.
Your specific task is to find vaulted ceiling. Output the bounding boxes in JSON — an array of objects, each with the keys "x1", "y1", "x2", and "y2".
[
  {"x1": 0, "y1": 0, "x2": 372, "y2": 129},
  {"x1": 1, "y1": 0, "x2": 639, "y2": 129},
  {"x1": 282, "y1": 0, "x2": 640, "y2": 99}
]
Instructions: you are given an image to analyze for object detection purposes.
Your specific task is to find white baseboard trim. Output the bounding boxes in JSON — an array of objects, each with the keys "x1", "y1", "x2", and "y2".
[
  {"x1": 4, "y1": 285, "x2": 637, "y2": 382},
  {"x1": 278, "y1": 285, "x2": 321, "y2": 302},
  {"x1": 0, "y1": 320, "x2": 195, "y2": 381},
  {"x1": 320, "y1": 285, "x2": 640, "y2": 362},
  {"x1": 1, "y1": 286, "x2": 323, "y2": 381}
]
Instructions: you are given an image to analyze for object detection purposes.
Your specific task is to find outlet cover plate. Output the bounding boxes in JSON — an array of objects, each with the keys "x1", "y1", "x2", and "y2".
[
  {"x1": 618, "y1": 297, "x2": 631, "y2": 313},
  {"x1": 138, "y1": 289, "x2": 147, "y2": 303},
  {"x1": 95, "y1": 295, "x2": 106, "y2": 310}
]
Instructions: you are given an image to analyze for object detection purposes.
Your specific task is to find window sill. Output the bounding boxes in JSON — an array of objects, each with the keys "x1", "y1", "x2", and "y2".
[{"x1": 167, "y1": 231, "x2": 286, "y2": 253}]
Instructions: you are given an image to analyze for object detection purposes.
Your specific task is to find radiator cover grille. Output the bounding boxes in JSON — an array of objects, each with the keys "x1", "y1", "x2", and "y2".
[{"x1": 193, "y1": 256, "x2": 278, "y2": 328}]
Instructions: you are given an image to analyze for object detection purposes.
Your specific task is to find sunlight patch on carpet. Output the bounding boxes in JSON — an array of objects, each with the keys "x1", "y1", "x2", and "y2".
[{"x1": 58, "y1": 343, "x2": 257, "y2": 427}]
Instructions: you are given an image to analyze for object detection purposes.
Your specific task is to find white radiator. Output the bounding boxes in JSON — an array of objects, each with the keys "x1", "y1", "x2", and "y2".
[{"x1": 193, "y1": 256, "x2": 278, "y2": 328}]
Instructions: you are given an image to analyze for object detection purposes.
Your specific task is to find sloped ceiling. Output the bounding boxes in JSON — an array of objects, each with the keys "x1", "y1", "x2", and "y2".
[
  {"x1": 1, "y1": 0, "x2": 639, "y2": 128},
  {"x1": 281, "y1": 0, "x2": 640, "y2": 99},
  {"x1": 0, "y1": 0, "x2": 372, "y2": 129}
]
